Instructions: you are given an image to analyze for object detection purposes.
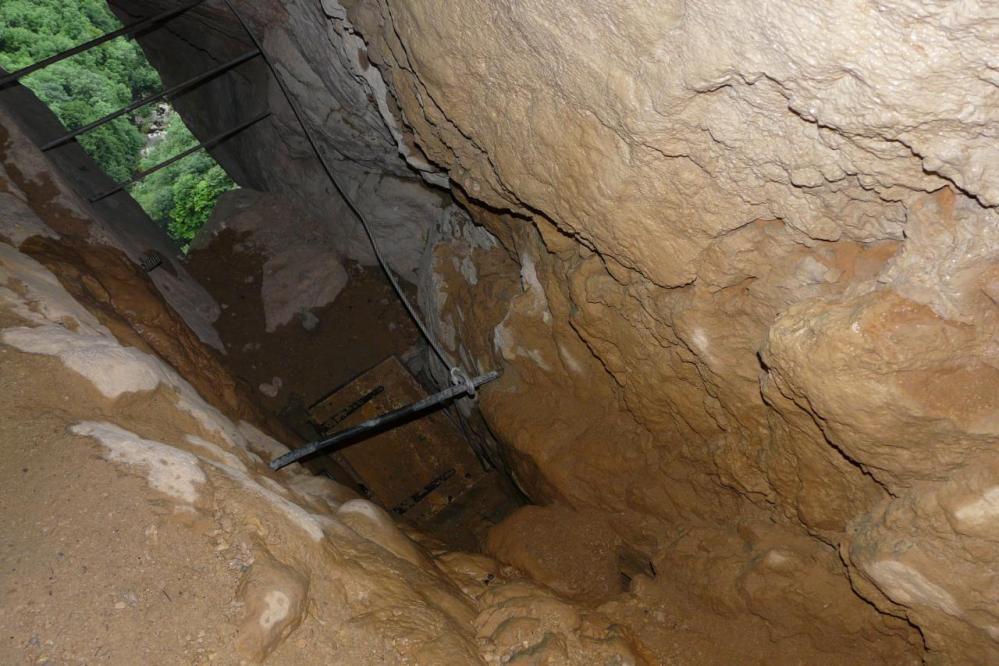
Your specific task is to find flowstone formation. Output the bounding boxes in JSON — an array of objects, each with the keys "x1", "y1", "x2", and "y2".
[{"x1": 341, "y1": 1, "x2": 998, "y2": 662}]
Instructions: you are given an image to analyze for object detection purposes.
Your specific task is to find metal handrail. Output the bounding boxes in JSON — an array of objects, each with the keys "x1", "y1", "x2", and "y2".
[{"x1": 89, "y1": 110, "x2": 270, "y2": 202}]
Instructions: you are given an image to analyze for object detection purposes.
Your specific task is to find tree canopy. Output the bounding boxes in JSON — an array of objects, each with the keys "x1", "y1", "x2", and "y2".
[
  {"x1": 130, "y1": 113, "x2": 236, "y2": 245},
  {"x1": 0, "y1": 0, "x2": 234, "y2": 245}
]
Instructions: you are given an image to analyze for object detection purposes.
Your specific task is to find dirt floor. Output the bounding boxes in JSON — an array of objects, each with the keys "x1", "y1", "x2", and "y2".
[{"x1": 0, "y1": 308, "x2": 244, "y2": 664}]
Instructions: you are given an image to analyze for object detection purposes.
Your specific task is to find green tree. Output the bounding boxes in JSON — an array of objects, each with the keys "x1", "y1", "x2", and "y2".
[
  {"x1": 129, "y1": 113, "x2": 237, "y2": 245},
  {"x1": 0, "y1": 0, "x2": 235, "y2": 244},
  {"x1": 168, "y1": 164, "x2": 233, "y2": 243},
  {"x1": 0, "y1": 0, "x2": 159, "y2": 179}
]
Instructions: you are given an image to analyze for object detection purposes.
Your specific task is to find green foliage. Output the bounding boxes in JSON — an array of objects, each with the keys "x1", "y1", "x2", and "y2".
[
  {"x1": 0, "y1": 0, "x2": 159, "y2": 180},
  {"x1": 168, "y1": 164, "x2": 233, "y2": 243},
  {"x1": 0, "y1": 0, "x2": 235, "y2": 243},
  {"x1": 129, "y1": 113, "x2": 236, "y2": 245}
]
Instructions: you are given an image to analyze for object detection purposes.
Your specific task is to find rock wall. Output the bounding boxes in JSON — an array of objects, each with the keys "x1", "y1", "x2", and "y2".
[
  {"x1": 0, "y1": 64, "x2": 223, "y2": 352},
  {"x1": 99, "y1": 0, "x2": 998, "y2": 662},
  {"x1": 342, "y1": 1, "x2": 998, "y2": 662},
  {"x1": 190, "y1": 189, "x2": 350, "y2": 333}
]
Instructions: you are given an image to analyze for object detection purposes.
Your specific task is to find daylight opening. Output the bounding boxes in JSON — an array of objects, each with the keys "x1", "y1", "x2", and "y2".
[{"x1": 0, "y1": 0, "x2": 235, "y2": 247}]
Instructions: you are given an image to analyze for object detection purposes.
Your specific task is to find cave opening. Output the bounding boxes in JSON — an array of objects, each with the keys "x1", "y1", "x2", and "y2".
[
  {"x1": 0, "y1": 0, "x2": 243, "y2": 251},
  {"x1": 0, "y1": 0, "x2": 996, "y2": 664}
]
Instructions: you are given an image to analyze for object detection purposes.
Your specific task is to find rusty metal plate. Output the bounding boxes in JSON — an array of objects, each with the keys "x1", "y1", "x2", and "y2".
[{"x1": 307, "y1": 356, "x2": 483, "y2": 524}]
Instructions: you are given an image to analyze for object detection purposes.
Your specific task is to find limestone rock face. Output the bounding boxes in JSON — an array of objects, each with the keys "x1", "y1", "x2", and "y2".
[
  {"x1": 343, "y1": 1, "x2": 999, "y2": 661},
  {"x1": 115, "y1": 0, "x2": 449, "y2": 281},
  {"x1": 100, "y1": 0, "x2": 998, "y2": 660}
]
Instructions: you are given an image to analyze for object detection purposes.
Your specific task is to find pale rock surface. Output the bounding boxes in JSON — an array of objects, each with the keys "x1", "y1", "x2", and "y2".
[
  {"x1": 70, "y1": 421, "x2": 208, "y2": 505},
  {"x1": 0, "y1": 189, "x2": 57, "y2": 246},
  {"x1": 345, "y1": 1, "x2": 999, "y2": 662},
  {"x1": 4, "y1": 325, "x2": 164, "y2": 399},
  {"x1": 0, "y1": 242, "x2": 103, "y2": 331},
  {"x1": 234, "y1": 552, "x2": 311, "y2": 661}
]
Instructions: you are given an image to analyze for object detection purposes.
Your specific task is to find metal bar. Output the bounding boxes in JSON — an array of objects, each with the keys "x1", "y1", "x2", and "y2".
[
  {"x1": 269, "y1": 371, "x2": 502, "y2": 471},
  {"x1": 88, "y1": 110, "x2": 270, "y2": 203},
  {"x1": 0, "y1": 0, "x2": 206, "y2": 88},
  {"x1": 42, "y1": 49, "x2": 260, "y2": 152},
  {"x1": 391, "y1": 468, "x2": 455, "y2": 516}
]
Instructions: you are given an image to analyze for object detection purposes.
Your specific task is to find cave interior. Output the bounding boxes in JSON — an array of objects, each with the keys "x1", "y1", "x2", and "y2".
[{"x1": 0, "y1": 1, "x2": 997, "y2": 664}]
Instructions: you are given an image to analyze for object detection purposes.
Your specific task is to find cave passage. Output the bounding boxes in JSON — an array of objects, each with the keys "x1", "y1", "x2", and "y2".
[
  {"x1": 1, "y1": 0, "x2": 996, "y2": 664},
  {"x1": 0, "y1": 0, "x2": 528, "y2": 557}
]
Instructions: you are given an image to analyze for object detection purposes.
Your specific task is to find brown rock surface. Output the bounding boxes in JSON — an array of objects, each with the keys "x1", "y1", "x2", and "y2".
[
  {"x1": 486, "y1": 505, "x2": 627, "y2": 605},
  {"x1": 341, "y1": 1, "x2": 999, "y2": 662},
  {"x1": 6, "y1": 0, "x2": 997, "y2": 662}
]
